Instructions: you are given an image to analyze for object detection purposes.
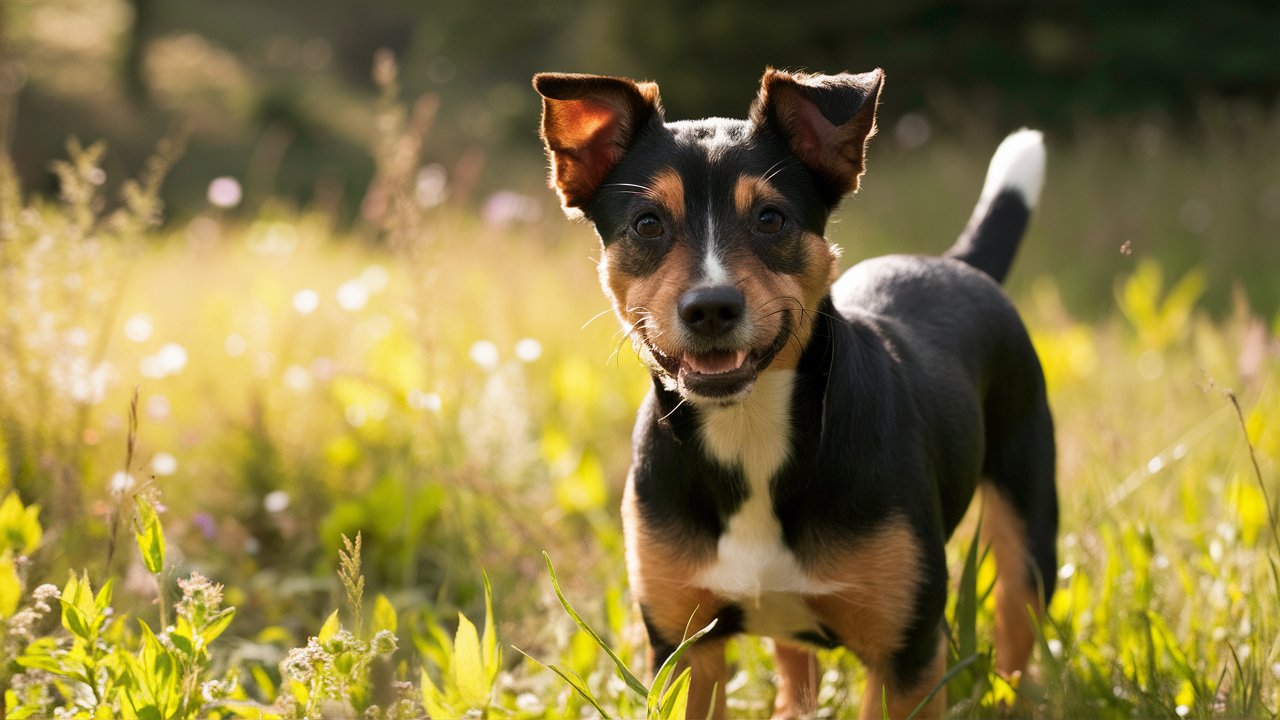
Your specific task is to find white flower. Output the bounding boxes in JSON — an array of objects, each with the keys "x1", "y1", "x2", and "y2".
[
  {"x1": 151, "y1": 452, "x2": 178, "y2": 476},
  {"x1": 469, "y1": 340, "x2": 499, "y2": 370},
  {"x1": 293, "y1": 289, "x2": 320, "y2": 314},
  {"x1": 207, "y1": 177, "x2": 243, "y2": 208}
]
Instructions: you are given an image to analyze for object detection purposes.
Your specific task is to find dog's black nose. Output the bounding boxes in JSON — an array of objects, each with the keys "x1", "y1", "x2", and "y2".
[{"x1": 678, "y1": 285, "x2": 745, "y2": 337}]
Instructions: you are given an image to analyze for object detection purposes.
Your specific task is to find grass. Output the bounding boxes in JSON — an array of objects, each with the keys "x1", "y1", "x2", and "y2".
[{"x1": 0, "y1": 105, "x2": 1277, "y2": 717}]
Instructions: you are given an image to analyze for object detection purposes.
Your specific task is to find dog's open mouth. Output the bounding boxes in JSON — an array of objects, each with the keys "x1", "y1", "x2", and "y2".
[{"x1": 642, "y1": 314, "x2": 793, "y2": 401}]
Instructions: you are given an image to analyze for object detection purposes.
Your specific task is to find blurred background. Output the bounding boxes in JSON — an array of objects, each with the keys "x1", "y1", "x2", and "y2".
[
  {"x1": 3, "y1": 1, "x2": 1279, "y2": 308},
  {"x1": 1, "y1": 2, "x2": 1278, "y2": 717}
]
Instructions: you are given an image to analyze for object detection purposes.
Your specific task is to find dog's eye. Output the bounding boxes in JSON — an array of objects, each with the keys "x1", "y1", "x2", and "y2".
[
  {"x1": 632, "y1": 213, "x2": 665, "y2": 239},
  {"x1": 756, "y1": 208, "x2": 786, "y2": 234}
]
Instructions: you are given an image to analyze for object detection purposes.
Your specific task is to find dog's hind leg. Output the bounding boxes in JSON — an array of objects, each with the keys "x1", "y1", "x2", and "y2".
[
  {"x1": 980, "y1": 395, "x2": 1058, "y2": 677},
  {"x1": 771, "y1": 641, "x2": 819, "y2": 719}
]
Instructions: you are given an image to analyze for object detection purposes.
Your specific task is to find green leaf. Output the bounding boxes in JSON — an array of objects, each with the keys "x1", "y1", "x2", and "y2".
[
  {"x1": 16, "y1": 638, "x2": 67, "y2": 675},
  {"x1": 202, "y1": 607, "x2": 236, "y2": 644},
  {"x1": 134, "y1": 496, "x2": 166, "y2": 575},
  {"x1": 318, "y1": 609, "x2": 340, "y2": 645},
  {"x1": 452, "y1": 611, "x2": 487, "y2": 707},
  {"x1": 420, "y1": 667, "x2": 453, "y2": 720},
  {"x1": 335, "y1": 651, "x2": 356, "y2": 675},
  {"x1": 372, "y1": 593, "x2": 397, "y2": 635},
  {"x1": 169, "y1": 617, "x2": 195, "y2": 656},
  {"x1": 0, "y1": 550, "x2": 21, "y2": 617},
  {"x1": 905, "y1": 653, "x2": 979, "y2": 720},
  {"x1": 544, "y1": 552, "x2": 648, "y2": 700},
  {"x1": 61, "y1": 597, "x2": 92, "y2": 641},
  {"x1": 0, "y1": 493, "x2": 42, "y2": 555},
  {"x1": 649, "y1": 617, "x2": 718, "y2": 717},
  {"x1": 251, "y1": 664, "x2": 277, "y2": 702},
  {"x1": 94, "y1": 577, "x2": 114, "y2": 613},
  {"x1": 515, "y1": 647, "x2": 611, "y2": 720},
  {"x1": 955, "y1": 517, "x2": 982, "y2": 660},
  {"x1": 481, "y1": 571, "x2": 499, "y2": 684},
  {"x1": 658, "y1": 667, "x2": 692, "y2": 719},
  {"x1": 73, "y1": 570, "x2": 96, "y2": 619}
]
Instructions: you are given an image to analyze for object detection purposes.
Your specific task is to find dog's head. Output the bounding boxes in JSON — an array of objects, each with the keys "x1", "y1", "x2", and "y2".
[{"x1": 534, "y1": 68, "x2": 883, "y2": 404}]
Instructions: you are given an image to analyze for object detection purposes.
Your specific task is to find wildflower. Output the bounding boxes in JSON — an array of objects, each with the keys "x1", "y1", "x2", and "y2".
[
  {"x1": 207, "y1": 177, "x2": 243, "y2": 208},
  {"x1": 263, "y1": 490, "x2": 290, "y2": 513},
  {"x1": 514, "y1": 337, "x2": 542, "y2": 362},
  {"x1": 176, "y1": 572, "x2": 224, "y2": 625},
  {"x1": 280, "y1": 642, "x2": 322, "y2": 684},
  {"x1": 336, "y1": 280, "x2": 369, "y2": 311},
  {"x1": 292, "y1": 289, "x2": 320, "y2": 315},
  {"x1": 32, "y1": 583, "x2": 60, "y2": 609},
  {"x1": 201, "y1": 678, "x2": 232, "y2": 702},
  {"x1": 152, "y1": 452, "x2": 178, "y2": 476},
  {"x1": 124, "y1": 313, "x2": 153, "y2": 343},
  {"x1": 8, "y1": 608, "x2": 43, "y2": 641},
  {"x1": 469, "y1": 340, "x2": 499, "y2": 370},
  {"x1": 371, "y1": 629, "x2": 398, "y2": 656}
]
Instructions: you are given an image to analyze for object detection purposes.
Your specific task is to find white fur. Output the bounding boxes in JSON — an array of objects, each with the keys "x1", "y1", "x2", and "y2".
[
  {"x1": 701, "y1": 247, "x2": 729, "y2": 285},
  {"x1": 980, "y1": 129, "x2": 1046, "y2": 209},
  {"x1": 695, "y1": 371, "x2": 844, "y2": 601}
]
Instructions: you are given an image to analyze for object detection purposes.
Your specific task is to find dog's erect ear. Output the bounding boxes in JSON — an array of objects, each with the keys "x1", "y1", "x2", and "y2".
[
  {"x1": 750, "y1": 68, "x2": 883, "y2": 200},
  {"x1": 533, "y1": 73, "x2": 663, "y2": 214}
]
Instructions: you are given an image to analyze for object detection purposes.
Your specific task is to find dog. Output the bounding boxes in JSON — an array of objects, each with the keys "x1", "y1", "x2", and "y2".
[{"x1": 533, "y1": 67, "x2": 1058, "y2": 719}]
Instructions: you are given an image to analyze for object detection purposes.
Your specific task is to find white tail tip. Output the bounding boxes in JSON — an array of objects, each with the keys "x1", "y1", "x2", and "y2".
[{"x1": 981, "y1": 128, "x2": 1046, "y2": 209}]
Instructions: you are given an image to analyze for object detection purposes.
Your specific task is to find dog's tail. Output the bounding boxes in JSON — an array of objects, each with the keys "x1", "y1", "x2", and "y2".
[{"x1": 944, "y1": 129, "x2": 1045, "y2": 285}]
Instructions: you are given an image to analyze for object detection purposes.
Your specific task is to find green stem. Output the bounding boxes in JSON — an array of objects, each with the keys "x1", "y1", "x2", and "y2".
[{"x1": 156, "y1": 571, "x2": 168, "y2": 630}]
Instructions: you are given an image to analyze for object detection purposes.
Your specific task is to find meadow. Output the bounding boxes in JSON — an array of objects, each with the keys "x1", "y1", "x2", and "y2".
[{"x1": 0, "y1": 89, "x2": 1278, "y2": 718}]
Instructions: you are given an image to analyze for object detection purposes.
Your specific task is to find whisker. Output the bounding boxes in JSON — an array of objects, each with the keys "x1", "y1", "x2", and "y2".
[
  {"x1": 764, "y1": 158, "x2": 802, "y2": 184},
  {"x1": 581, "y1": 307, "x2": 616, "y2": 331},
  {"x1": 601, "y1": 182, "x2": 653, "y2": 191},
  {"x1": 658, "y1": 396, "x2": 689, "y2": 423}
]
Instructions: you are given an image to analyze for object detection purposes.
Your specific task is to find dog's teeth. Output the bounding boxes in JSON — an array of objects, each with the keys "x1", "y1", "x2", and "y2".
[{"x1": 684, "y1": 350, "x2": 748, "y2": 375}]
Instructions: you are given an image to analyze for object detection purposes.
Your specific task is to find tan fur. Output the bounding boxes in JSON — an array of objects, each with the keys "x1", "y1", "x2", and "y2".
[
  {"x1": 859, "y1": 633, "x2": 946, "y2": 720},
  {"x1": 730, "y1": 175, "x2": 837, "y2": 370},
  {"x1": 733, "y1": 175, "x2": 782, "y2": 216},
  {"x1": 772, "y1": 641, "x2": 819, "y2": 719},
  {"x1": 650, "y1": 168, "x2": 687, "y2": 223},
  {"x1": 803, "y1": 517, "x2": 924, "y2": 669},
  {"x1": 602, "y1": 240, "x2": 697, "y2": 351},
  {"x1": 679, "y1": 639, "x2": 730, "y2": 720},
  {"x1": 623, "y1": 481, "x2": 729, "y2": 719},
  {"x1": 980, "y1": 482, "x2": 1042, "y2": 677}
]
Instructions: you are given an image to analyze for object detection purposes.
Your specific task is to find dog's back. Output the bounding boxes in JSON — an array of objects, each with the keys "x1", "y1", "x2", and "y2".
[{"x1": 833, "y1": 128, "x2": 1058, "y2": 677}]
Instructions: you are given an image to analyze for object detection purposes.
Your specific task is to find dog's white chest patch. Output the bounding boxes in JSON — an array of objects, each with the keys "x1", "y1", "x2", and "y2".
[{"x1": 694, "y1": 371, "x2": 841, "y2": 602}]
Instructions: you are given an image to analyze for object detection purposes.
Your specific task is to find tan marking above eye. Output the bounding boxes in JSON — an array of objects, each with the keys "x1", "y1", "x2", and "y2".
[
  {"x1": 734, "y1": 175, "x2": 785, "y2": 216},
  {"x1": 646, "y1": 169, "x2": 686, "y2": 224}
]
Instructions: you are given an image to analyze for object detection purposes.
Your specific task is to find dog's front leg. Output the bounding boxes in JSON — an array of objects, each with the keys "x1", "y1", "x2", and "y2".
[
  {"x1": 772, "y1": 641, "x2": 819, "y2": 719},
  {"x1": 635, "y1": 587, "x2": 731, "y2": 720},
  {"x1": 625, "y1": 483, "x2": 733, "y2": 718},
  {"x1": 659, "y1": 636, "x2": 729, "y2": 720},
  {"x1": 858, "y1": 632, "x2": 947, "y2": 720}
]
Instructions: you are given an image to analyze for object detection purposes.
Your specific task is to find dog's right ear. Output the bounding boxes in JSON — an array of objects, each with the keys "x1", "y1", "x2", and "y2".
[{"x1": 533, "y1": 73, "x2": 663, "y2": 215}]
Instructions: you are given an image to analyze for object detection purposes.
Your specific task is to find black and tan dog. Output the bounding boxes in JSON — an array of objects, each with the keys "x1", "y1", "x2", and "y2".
[{"x1": 534, "y1": 68, "x2": 1058, "y2": 719}]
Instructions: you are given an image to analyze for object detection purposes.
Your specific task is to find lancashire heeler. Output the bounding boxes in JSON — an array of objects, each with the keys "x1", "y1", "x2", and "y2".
[{"x1": 534, "y1": 67, "x2": 1058, "y2": 719}]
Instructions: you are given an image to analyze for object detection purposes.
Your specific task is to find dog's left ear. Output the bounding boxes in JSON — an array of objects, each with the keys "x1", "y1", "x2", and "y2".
[
  {"x1": 534, "y1": 73, "x2": 663, "y2": 216},
  {"x1": 750, "y1": 68, "x2": 884, "y2": 201}
]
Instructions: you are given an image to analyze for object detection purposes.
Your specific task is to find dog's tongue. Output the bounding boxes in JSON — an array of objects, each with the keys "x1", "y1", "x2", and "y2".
[{"x1": 683, "y1": 350, "x2": 748, "y2": 375}]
